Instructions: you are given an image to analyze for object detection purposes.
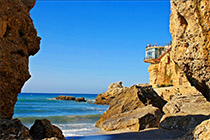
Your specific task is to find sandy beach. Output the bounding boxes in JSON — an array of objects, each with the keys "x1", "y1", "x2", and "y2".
[{"x1": 66, "y1": 128, "x2": 184, "y2": 140}]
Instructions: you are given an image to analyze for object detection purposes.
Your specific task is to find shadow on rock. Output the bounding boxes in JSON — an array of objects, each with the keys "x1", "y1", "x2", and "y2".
[{"x1": 160, "y1": 114, "x2": 210, "y2": 132}]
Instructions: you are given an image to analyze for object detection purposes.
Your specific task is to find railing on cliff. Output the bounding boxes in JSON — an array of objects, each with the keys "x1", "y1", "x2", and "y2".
[{"x1": 144, "y1": 43, "x2": 171, "y2": 64}]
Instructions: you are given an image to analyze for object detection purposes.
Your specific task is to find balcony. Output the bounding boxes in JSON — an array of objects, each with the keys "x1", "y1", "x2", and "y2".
[{"x1": 144, "y1": 45, "x2": 171, "y2": 64}]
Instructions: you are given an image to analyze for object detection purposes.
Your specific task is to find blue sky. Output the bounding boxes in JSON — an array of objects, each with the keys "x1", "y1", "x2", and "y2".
[{"x1": 22, "y1": 0, "x2": 172, "y2": 93}]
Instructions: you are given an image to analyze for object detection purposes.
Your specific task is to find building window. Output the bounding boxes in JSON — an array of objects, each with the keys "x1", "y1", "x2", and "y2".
[{"x1": 146, "y1": 48, "x2": 155, "y2": 59}]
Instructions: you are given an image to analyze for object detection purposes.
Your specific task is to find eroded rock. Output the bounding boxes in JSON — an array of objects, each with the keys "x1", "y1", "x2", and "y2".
[
  {"x1": 94, "y1": 81, "x2": 125, "y2": 105},
  {"x1": 99, "y1": 105, "x2": 163, "y2": 131},
  {"x1": 160, "y1": 114, "x2": 210, "y2": 133},
  {"x1": 148, "y1": 49, "x2": 190, "y2": 88},
  {"x1": 96, "y1": 84, "x2": 167, "y2": 130},
  {"x1": 55, "y1": 96, "x2": 75, "y2": 101},
  {"x1": 0, "y1": 118, "x2": 32, "y2": 140},
  {"x1": 54, "y1": 96, "x2": 86, "y2": 102},
  {"x1": 162, "y1": 92, "x2": 210, "y2": 115},
  {"x1": 75, "y1": 97, "x2": 86, "y2": 102},
  {"x1": 160, "y1": 93, "x2": 210, "y2": 132},
  {"x1": 154, "y1": 86, "x2": 198, "y2": 101},
  {"x1": 0, "y1": 0, "x2": 40, "y2": 119},
  {"x1": 29, "y1": 119, "x2": 65, "y2": 140},
  {"x1": 170, "y1": 0, "x2": 210, "y2": 100},
  {"x1": 43, "y1": 137, "x2": 59, "y2": 140},
  {"x1": 184, "y1": 118, "x2": 210, "y2": 140}
]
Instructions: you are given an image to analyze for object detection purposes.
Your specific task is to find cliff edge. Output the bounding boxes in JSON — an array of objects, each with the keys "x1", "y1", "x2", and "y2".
[
  {"x1": 170, "y1": 0, "x2": 210, "y2": 100},
  {"x1": 0, "y1": 0, "x2": 40, "y2": 119}
]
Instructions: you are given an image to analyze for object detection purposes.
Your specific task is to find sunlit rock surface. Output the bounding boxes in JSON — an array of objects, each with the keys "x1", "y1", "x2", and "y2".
[
  {"x1": 99, "y1": 105, "x2": 163, "y2": 131},
  {"x1": 148, "y1": 50, "x2": 190, "y2": 88},
  {"x1": 170, "y1": 0, "x2": 210, "y2": 100},
  {"x1": 94, "y1": 81, "x2": 125, "y2": 105},
  {"x1": 96, "y1": 84, "x2": 166, "y2": 131}
]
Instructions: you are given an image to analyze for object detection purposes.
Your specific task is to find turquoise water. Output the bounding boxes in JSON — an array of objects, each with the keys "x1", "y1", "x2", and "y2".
[{"x1": 13, "y1": 93, "x2": 109, "y2": 137}]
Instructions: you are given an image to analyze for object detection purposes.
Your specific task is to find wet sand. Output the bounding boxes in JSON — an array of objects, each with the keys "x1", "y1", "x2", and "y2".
[{"x1": 66, "y1": 128, "x2": 185, "y2": 140}]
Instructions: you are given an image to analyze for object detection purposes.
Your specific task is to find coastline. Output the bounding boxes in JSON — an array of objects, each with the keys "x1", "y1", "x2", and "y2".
[{"x1": 14, "y1": 93, "x2": 109, "y2": 138}]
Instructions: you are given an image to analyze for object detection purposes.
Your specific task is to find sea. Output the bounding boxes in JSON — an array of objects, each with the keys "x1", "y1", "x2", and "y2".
[{"x1": 13, "y1": 93, "x2": 109, "y2": 139}]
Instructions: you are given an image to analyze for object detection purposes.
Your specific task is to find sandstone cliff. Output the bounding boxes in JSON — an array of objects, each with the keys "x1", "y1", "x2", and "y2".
[
  {"x1": 0, "y1": 1, "x2": 65, "y2": 139},
  {"x1": 0, "y1": 0, "x2": 40, "y2": 119},
  {"x1": 148, "y1": 50, "x2": 190, "y2": 88},
  {"x1": 170, "y1": 0, "x2": 210, "y2": 100}
]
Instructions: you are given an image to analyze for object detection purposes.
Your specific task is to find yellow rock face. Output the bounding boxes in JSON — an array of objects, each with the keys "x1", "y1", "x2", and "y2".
[
  {"x1": 170, "y1": 0, "x2": 210, "y2": 100},
  {"x1": 154, "y1": 86, "x2": 198, "y2": 101},
  {"x1": 148, "y1": 51, "x2": 190, "y2": 88},
  {"x1": 192, "y1": 119, "x2": 210, "y2": 140}
]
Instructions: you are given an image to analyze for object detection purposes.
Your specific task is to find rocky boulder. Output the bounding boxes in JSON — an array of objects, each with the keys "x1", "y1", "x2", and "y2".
[
  {"x1": 99, "y1": 105, "x2": 163, "y2": 131},
  {"x1": 75, "y1": 97, "x2": 86, "y2": 102},
  {"x1": 183, "y1": 118, "x2": 210, "y2": 140},
  {"x1": 154, "y1": 86, "x2": 198, "y2": 101},
  {"x1": 55, "y1": 96, "x2": 75, "y2": 101},
  {"x1": 162, "y1": 92, "x2": 210, "y2": 115},
  {"x1": 55, "y1": 96, "x2": 86, "y2": 102},
  {"x1": 96, "y1": 84, "x2": 167, "y2": 129},
  {"x1": 94, "y1": 81, "x2": 125, "y2": 105},
  {"x1": 0, "y1": 118, "x2": 32, "y2": 140},
  {"x1": 43, "y1": 137, "x2": 59, "y2": 140},
  {"x1": 160, "y1": 114, "x2": 210, "y2": 133},
  {"x1": 170, "y1": 0, "x2": 210, "y2": 101},
  {"x1": 108, "y1": 81, "x2": 123, "y2": 89},
  {"x1": 0, "y1": 0, "x2": 40, "y2": 119},
  {"x1": 29, "y1": 119, "x2": 65, "y2": 140},
  {"x1": 160, "y1": 92, "x2": 210, "y2": 132}
]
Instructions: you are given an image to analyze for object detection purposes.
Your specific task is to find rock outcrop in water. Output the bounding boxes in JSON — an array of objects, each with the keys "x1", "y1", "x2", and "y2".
[
  {"x1": 0, "y1": 0, "x2": 40, "y2": 119},
  {"x1": 75, "y1": 97, "x2": 86, "y2": 102},
  {"x1": 170, "y1": 0, "x2": 210, "y2": 100},
  {"x1": 55, "y1": 95, "x2": 86, "y2": 102},
  {"x1": 96, "y1": 83, "x2": 167, "y2": 131},
  {"x1": 55, "y1": 96, "x2": 76, "y2": 101}
]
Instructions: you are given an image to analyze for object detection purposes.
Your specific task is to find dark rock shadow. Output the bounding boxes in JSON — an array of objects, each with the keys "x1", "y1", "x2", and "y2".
[
  {"x1": 136, "y1": 85, "x2": 167, "y2": 111},
  {"x1": 186, "y1": 74, "x2": 210, "y2": 101},
  {"x1": 160, "y1": 114, "x2": 210, "y2": 132}
]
